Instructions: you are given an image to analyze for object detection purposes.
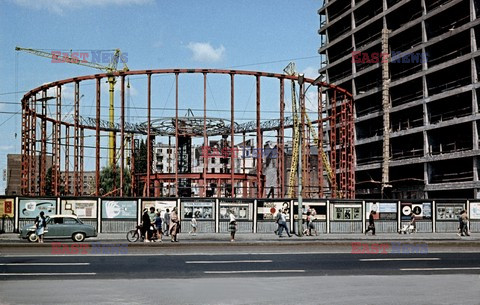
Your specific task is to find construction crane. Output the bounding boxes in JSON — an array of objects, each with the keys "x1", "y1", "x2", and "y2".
[
  {"x1": 15, "y1": 46, "x2": 129, "y2": 166},
  {"x1": 284, "y1": 62, "x2": 337, "y2": 198}
]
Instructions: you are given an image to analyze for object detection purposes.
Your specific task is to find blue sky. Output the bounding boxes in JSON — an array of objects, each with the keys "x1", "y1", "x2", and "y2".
[{"x1": 0, "y1": 0, "x2": 322, "y2": 194}]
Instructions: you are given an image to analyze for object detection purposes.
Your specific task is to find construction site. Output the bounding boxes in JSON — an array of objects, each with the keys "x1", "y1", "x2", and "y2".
[
  {"x1": 7, "y1": 0, "x2": 479, "y2": 200},
  {"x1": 16, "y1": 51, "x2": 355, "y2": 199},
  {"x1": 319, "y1": 0, "x2": 480, "y2": 199}
]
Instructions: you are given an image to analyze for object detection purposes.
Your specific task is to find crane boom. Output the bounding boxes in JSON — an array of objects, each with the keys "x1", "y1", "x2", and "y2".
[{"x1": 16, "y1": 46, "x2": 129, "y2": 166}]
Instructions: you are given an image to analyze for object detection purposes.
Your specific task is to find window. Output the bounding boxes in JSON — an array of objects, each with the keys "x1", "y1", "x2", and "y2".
[
  {"x1": 211, "y1": 158, "x2": 215, "y2": 164},
  {"x1": 64, "y1": 217, "x2": 79, "y2": 224}
]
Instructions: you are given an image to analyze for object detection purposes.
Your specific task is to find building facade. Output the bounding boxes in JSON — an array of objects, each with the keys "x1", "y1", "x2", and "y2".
[{"x1": 318, "y1": 0, "x2": 479, "y2": 198}]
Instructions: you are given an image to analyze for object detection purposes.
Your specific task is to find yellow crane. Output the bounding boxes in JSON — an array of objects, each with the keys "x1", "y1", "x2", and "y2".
[
  {"x1": 15, "y1": 46, "x2": 129, "y2": 166},
  {"x1": 284, "y1": 62, "x2": 336, "y2": 198}
]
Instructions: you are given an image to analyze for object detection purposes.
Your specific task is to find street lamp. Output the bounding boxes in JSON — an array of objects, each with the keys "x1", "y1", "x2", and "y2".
[
  {"x1": 297, "y1": 73, "x2": 304, "y2": 236},
  {"x1": 297, "y1": 73, "x2": 323, "y2": 237}
]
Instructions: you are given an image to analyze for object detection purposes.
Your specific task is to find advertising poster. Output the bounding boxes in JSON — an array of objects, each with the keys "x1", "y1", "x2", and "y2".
[
  {"x1": 401, "y1": 202, "x2": 431, "y2": 220},
  {"x1": 0, "y1": 198, "x2": 14, "y2": 217},
  {"x1": 330, "y1": 204, "x2": 361, "y2": 221},
  {"x1": 257, "y1": 201, "x2": 290, "y2": 220},
  {"x1": 293, "y1": 201, "x2": 326, "y2": 220},
  {"x1": 142, "y1": 200, "x2": 177, "y2": 217},
  {"x1": 181, "y1": 200, "x2": 214, "y2": 219},
  {"x1": 19, "y1": 199, "x2": 56, "y2": 218},
  {"x1": 61, "y1": 200, "x2": 97, "y2": 218},
  {"x1": 365, "y1": 202, "x2": 397, "y2": 220},
  {"x1": 219, "y1": 200, "x2": 253, "y2": 220},
  {"x1": 422, "y1": 202, "x2": 432, "y2": 219},
  {"x1": 436, "y1": 203, "x2": 465, "y2": 221},
  {"x1": 470, "y1": 202, "x2": 480, "y2": 220},
  {"x1": 102, "y1": 200, "x2": 137, "y2": 219}
]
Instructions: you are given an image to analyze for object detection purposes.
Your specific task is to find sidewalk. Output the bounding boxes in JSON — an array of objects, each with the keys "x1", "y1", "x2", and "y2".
[{"x1": 2, "y1": 232, "x2": 480, "y2": 245}]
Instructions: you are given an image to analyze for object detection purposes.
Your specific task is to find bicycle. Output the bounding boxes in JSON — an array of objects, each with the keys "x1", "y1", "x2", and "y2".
[{"x1": 126, "y1": 225, "x2": 159, "y2": 242}]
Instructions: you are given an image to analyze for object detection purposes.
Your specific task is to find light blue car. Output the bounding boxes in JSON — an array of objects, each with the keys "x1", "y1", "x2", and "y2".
[{"x1": 19, "y1": 215, "x2": 97, "y2": 242}]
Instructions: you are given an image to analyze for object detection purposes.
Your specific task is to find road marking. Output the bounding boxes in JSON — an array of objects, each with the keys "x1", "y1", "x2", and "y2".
[
  {"x1": 0, "y1": 273, "x2": 96, "y2": 276},
  {"x1": 0, "y1": 263, "x2": 90, "y2": 266},
  {"x1": 204, "y1": 270, "x2": 305, "y2": 274},
  {"x1": 360, "y1": 258, "x2": 441, "y2": 262},
  {"x1": 400, "y1": 267, "x2": 480, "y2": 271},
  {"x1": 186, "y1": 260, "x2": 272, "y2": 264}
]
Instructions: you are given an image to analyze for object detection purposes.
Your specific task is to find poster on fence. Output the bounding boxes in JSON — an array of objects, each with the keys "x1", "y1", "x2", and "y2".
[
  {"x1": 0, "y1": 198, "x2": 14, "y2": 217},
  {"x1": 219, "y1": 200, "x2": 253, "y2": 220},
  {"x1": 401, "y1": 202, "x2": 432, "y2": 220},
  {"x1": 142, "y1": 200, "x2": 177, "y2": 219},
  {"x1": 293, "y1": 201, "x2": 326, "y2": 220},
  {"x1": 102, "y1": 200, "x2": 137, "y2": 219},
  {"x1": 436, "y1": 203, "x2": 465, "y2": 221},
  {"x1": 365, "y1": 202, "x2": 397, "y2": 220},
  {"x1": 181, "y1": 200, "x2": 214, "y2": 220},
  {"x1": 470, "y1": 202, "x2": 480, "y2": 220},
  {"x1": 61, "y1": 200, "x2": 97, "y2": 218},
  {"x1": 330, "y1": 203, "x2": 362, "y2": 221},
  {"x1": 19, "y1": 199, "x2": 56, "y2": 218},
  {"x1": 257, "y1": 200, "x2": 290, "y2": 221}
]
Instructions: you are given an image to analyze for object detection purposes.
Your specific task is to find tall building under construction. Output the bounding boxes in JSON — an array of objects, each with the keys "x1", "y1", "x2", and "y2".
[{"x1": 318, "y1": 0, "x2": 479, "y2": 199}]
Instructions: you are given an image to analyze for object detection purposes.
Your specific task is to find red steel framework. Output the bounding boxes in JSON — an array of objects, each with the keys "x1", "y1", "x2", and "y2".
[{"x1": 20, "y1": 69, "x2": 355, "y2": 198}]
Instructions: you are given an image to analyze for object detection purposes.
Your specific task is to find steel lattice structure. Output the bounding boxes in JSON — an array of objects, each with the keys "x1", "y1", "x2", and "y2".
[{"x1": 20, "y1": 69, "x2": 355, "y2": 198}]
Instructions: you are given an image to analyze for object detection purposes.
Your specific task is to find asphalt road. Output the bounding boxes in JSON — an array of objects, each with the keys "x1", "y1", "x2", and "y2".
[
  {"x1": 1, "y1": 248, "x2": 480, "y2": 279},
  {"x1": 1, "y1": 245, "x2": 480, "y2": 304}
]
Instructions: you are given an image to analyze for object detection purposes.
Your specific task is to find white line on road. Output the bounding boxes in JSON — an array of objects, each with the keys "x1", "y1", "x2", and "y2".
[
  {"x1": 400, "y1": 267, "x2": 480, "y2": 271},
  {"x1": 360, "y1": 258, "x2": 441, "y2": 262},
  {"x1": 186, "y1": 260, "x2": 272, "y2": 264},
  {"x1": 0, "y1": 263, "x2": 90, "y2": 266},
  {"x1": 0, "y1": 273, "x2": 96, "y2": 276},
  {"x1": 204, "y1": 270, "x2": 305, "y2": 274}
]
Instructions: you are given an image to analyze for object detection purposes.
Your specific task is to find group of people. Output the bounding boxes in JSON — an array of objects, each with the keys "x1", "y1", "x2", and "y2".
[{"x1": 140, "y1": 207, "x2": 180, "y2": 242}]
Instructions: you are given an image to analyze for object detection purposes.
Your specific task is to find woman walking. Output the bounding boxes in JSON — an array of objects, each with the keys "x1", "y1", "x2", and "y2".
[
  {"x1": 229, "y1": 210, "x2": 237, "y2": 242},
  {"x1": 365, "y1": 210, "x2": 376, "y2": 236},
  {"x1": 169, "y1": 207, "x2": 180, "y2": 242},
  {"x1": 35, "y1": 211, "x2": 47, "y2": 243}
]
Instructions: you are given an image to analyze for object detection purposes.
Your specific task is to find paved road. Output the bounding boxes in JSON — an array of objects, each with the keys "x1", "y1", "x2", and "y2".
[
  {"x1": 1, "y1": 245, "x2": 479, "y2": 304},
  {"x1": 1, "y1": 248, "x2": 480, "y2": 279}
]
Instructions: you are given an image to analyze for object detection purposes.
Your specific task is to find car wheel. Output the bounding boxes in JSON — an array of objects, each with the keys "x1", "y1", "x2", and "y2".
[
  {"x1": 72, "y1": 232, "x2": 86, "y2": 242},
  {"x1": 27, "y1": 232, "x2": 38, "y2": 243}
]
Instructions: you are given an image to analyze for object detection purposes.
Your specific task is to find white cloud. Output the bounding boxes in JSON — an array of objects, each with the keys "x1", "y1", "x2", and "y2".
[
  {"x1": 187, "y1": 42, "x2": 225, "y2": 63},
  {"x1": 11, "y1": 0, "x2": 154, "y2": 15}
]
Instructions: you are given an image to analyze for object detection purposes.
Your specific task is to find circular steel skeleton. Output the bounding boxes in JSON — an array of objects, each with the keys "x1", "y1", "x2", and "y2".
[{"x1": 20, "y1": 69, "x2": 355, "y2": 198}]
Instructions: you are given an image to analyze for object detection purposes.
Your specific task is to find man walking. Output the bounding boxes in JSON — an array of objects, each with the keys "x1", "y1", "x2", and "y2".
[
  {"x1": 164, "y1": 208, "x2": 171, "y2": 236},
  {"x1": 277, "y1": 209, "x2": 292, "y2": 237}
]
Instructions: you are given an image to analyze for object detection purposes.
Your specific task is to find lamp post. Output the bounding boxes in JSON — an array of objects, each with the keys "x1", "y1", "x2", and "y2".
[
  {"x1": 297, "y1": 74, "x2": 323, "y2": 236},
  {"x1": 297, "y1": 74, "x2": 305, "y2": 236}
]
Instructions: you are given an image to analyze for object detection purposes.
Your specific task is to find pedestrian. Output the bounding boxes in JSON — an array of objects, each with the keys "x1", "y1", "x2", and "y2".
[
  {"x1": 459, "y1": 210, "x2": 470, "y2": 236},
  {"x1": 229, "y1": 210, "x2": 237, "y2": 242},
  {"x1": 35, "y1": 211, "x2": 47, "y2": 243},
  {"x1": 155, "y1": 212, "x2": 163, "y2": 242},
  {"x1": 169, "y1": 207, "x2": 180, "y2": 242},
  {"x1": 190, "y1": 215, "x2": 197, "y2": 235},
  {"x1": 142, "y1": 208, "x2": 152, "y2": 242},
  {"x1": 409, "y1": 212, "x2": 417, "y2": 233},
  {"x1": 274, "y1": 209, "x2": 281, "y2": 235},
  {"x1": 164, "y1": 208, "x2": 171, "y2": 236},
  {"x1": 365, "y1": 210, "x2": 376, "y2": 236},
  {"x1": 307, "y1": 211, "x2": 317, "y2": 236},
  {"x1": 277, "y1": 209, "x2": 292, "y2": 237}
]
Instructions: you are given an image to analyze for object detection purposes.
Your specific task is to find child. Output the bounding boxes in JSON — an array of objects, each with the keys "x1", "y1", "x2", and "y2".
[{"x1": 189, "y1": 215, "x2": 197, "y2": 235}]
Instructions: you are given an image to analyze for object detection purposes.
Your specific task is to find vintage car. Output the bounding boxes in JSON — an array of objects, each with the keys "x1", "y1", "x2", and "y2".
[{"x1": 19, "y1": 215, "x2": 97, "y2": 242}]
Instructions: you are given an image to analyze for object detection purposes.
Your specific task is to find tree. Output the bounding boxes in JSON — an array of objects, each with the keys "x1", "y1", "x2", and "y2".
[{"x1": 99, "y1": 165, "x2": 132, "y2": 196}]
